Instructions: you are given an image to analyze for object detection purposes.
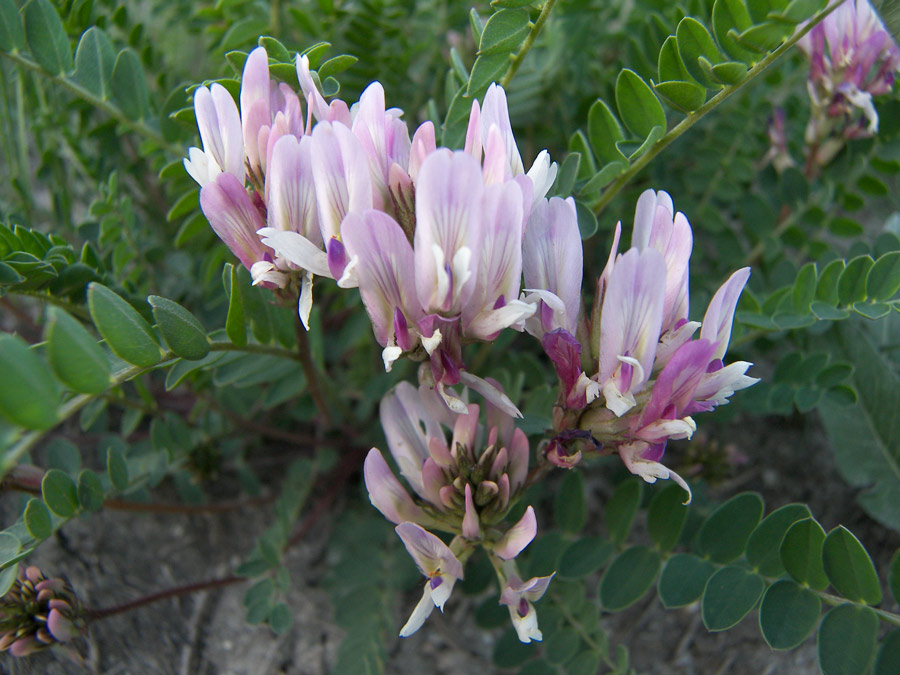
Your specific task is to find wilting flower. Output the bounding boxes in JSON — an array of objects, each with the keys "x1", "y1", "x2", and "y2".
[
  {"x1": 0, "y1": 566, "x2": 82, "y2": 657},
  {"x1": 540, "y1": 190, "x2": 757, "y2": 499},
  {"x1": 798, "y1": 0, "x2": 900, "y2": 162}
]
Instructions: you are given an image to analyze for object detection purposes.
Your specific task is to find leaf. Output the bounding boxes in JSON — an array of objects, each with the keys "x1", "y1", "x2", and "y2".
[
  {"x1": 72, "y1": 27, "x2": 115, "y2": 100},
  {"x1": 701, "y1": 565, "x2": 764, "y2": 631},
  {"x1": 817, "y1": 259, "x2": 846, "y2": 304},
  {"x1": 0, "y1": 261, "x2": 25, "y2": 284},
  {"x1": 604, "y1": 478, "x2": 642, "y2": 545},
  {"x1": 746, "y1": 503, "x2": 811, "y2": 576},
  {"x1": 853, "y1": 302, "x2": 891, "y2": 320},
  {"x1": 822, "y1": 526, "x2": 882, "y2": 605},
  {"x1": 77, "y1": 469, "x2": 104, "y2": 512},
  {"x1": 317, "y1": 54, "x2": 358, "y2": 80},
  {"x1": 88, "y1": 283, "x2": 162, "y2": 367},
  {"x1": 657, "y1": 35, "x2": 693, "y2": 83},
  {"x1": 712, "y1": 0, "x2": 757, "y2": 62},
  {"x1": 829, "y1": 217, "x2": 864, "y2": 237},
  {"x1": 111, "y1": 48, "x2": 151, "y2": 121},
  {"x1": 478, "y1": 8, "x2": 530, "y2": 55},
  {"x1": 599, "y1": 545, "x2": 661, "y2": 611},
  {"x1": 615, "y1": 69, "x2": 667, "y2": 140},
  {"x1": 890, "y1": 549, "x2": 900, "y2": 604},
  {"x1": 41, "y1": 469, "x2": 79, "y2": 518},
  {"x1": 653, "y1": 80, "x2": 706, "y2": 113},
  {"x1": 867, "y1": 252, "x2": 900, "y2": 300},
  {"x1": 493, "y1": 627, "x2": 539, "y2": 668},
  {"x1": 268, "y1": 602, "x2": 293, "y2": 634},
  {"x1": 579, "y1": 161, "x2": 627, "y2": 195},
  {"x1": 875, "y1": 628, "x2": 900, "y2": 675},
  {"x1": 697, "y1": 492, "x2": 763, "y2": 563},
  {"x1": 148, "y1": 295, "x2": 210, "y2": 361},
  {"x1": 710, "y1": 60, "x2": 748, "y2": 84},
  {"x1": 544, "y1": 629, "x2": 580, "y2": 665},
  {"x1": 759, "y1": 580, "x2": 822, "y2": 650},
  {"x1": 647, "y1": 482, "x2": 689, "y2": 551},
  {"x1": 781, "y1": 518, "x2": 829, "y2": 590},
  {"x1": 0, "y1": 532, "x2": 21, "y2": 566},
  {"x1": 771, "y1": 0, "x2": 827, "y2": 24},
  {"x1": 587, "y1": 99, "x2": 626, "y2": 164},
  {"x1": 165, "y1": 351, "x2": 225, "y2": 390},
  {"x1": 466, "y1": 53, "x2": 508, "y2": 97},
  {"x1": 552, "y1": 152, "x2": 580, "y2": 197},
  {"x1": 24, "y1": 498, "x2": 52, "y2": 540},
  {"x1": 811, "y1": 302, "x2": 851, "y2": 320},
  {"x1": 676, "y1": 17, "x2": 721, "y2": 86},
  {"x1": 554, "y1": 470, "x2": 585, "y2": 534},
  {"x1": 818, "y1": 604, "x2": 879, "y2": 675},
  {"x1": 0, "y1": 333, "x2": 59, "y2": 430},
  {"x1": 732, "y1": 22, "x2": 791, "y2": 52},
  {"x1": 837, "y1": 255, "x2": 874, "y2": 305},
  {"x1": 657, "y1": 553, "x2": 715, "y2": 608},
  {"x1": 107, "y1": 446, "x2": 129, "y2": 491},
  {"x1": 224, "y1": 264, "x2": 248, "y2": 347},
  {"x1": 23, "y1": 0, "x2": 72, "y2": 75},
  {"x1": 819, "y1": 323, "x2": 900, "y2": 531},
  {"x1": 790, "y1": 262, "x2": 818, "y2": 312},
  {"x1": 0, "y1": 0, "x2": 26, "y2": 53},
  {"x1": 45, "y1": 306, "x2": 111, "y2": 394},
  {"x1": 558, "y1": 536, "x2": 614, "y2": 578}
]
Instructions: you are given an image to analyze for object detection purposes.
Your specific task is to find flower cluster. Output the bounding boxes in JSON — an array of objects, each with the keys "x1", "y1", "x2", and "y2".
[
  {"x1": 364, "y1": 380, "x2": 552, "y2": 641},
  {"x1": 186, "y1": 47, "x2": 575, "y2": 408},
  {"x1": 798, "y1": 0, "x2": 900, "y2": 162},
  {"x1": 0, "y1": 566, "x2": 81, "y2": 657},
  {"x1": 540, "y1": 190, "x2": 757, "y2": 499}
]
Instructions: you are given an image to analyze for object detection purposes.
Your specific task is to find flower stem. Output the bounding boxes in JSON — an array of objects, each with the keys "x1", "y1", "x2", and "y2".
[
  {"x1": 499, "y1": 0, "x2": 558, "y2": 90},
  {"x1": 84, "y1": 576, "x2": 244, "y2": 622},
  {"x1": 588, "y1": 0, "x2": 845, "y2": 217},
  {"x1": 293, "y1": 318, "x2": 333, "y2": 429}
]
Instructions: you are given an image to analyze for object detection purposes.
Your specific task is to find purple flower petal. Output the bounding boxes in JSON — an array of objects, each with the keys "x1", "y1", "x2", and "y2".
[
  {"x1": 341, "y1": 209, "x2": 420, "y2": 350},
  {"x1": 495, "y1": 506, "x2": 537, "y2": 560},
  {"x1": 199, "y1": 173, "x2": 267, "y2": 270},
  {"x1": 364, "y1": 449, "x2": 428, "y2": 525}
]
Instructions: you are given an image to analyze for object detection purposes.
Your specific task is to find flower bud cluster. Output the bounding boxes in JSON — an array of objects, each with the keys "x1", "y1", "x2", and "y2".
[
  {"x1": 0, "y1": 566, "x2": 81, "y2": 657},
  {"x1": 364, "y1": 380, "x2": 551, "y2": 641},
  {"x1": 797, "y1": 0, "x2": 900, "y2": 161},
  {"x1": 539, "y1": 190, "x2": 758, "y2": 499}
]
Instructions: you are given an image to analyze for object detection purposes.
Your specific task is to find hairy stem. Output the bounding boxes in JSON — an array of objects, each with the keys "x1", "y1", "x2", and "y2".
[
  {"x1": 589, "y1": 0, "x2": 845, "y2": 217},
  {"x1": 499, "y1": 0, "x2": 558, "y2": 90}
]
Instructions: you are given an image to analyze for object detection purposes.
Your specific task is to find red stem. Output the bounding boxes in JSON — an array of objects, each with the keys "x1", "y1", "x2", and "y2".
[{"x1": 85, "y1": 576, "x2": 243, "y2": 621}]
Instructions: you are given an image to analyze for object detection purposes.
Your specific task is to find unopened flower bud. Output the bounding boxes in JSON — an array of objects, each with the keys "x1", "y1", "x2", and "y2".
[{"x1": 0, "y1": 566, "x2": 82, "y2": 658}]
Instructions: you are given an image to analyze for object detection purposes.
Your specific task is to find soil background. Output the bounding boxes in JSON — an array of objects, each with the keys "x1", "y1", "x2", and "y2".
[{"x1": 3, "y1": 413, "x2": 899, "y2": 675}]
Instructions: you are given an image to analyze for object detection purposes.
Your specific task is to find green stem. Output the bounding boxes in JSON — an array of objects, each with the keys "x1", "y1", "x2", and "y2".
[
  {"x1": 0, "y1": 50, "x2": 183, "y2": 157},
  {"x1": 553, "y1": 591, "x2": 617, "y2": 668},
  {"x1": 207, "y1": 340, "x2": 303, "y2": 362},
  {"x1": 499, "y1": 0, "x2": 558, "y2": 90},
  {"x1": 588, "y1": 0, "x2": 845, "y2": 217}
]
